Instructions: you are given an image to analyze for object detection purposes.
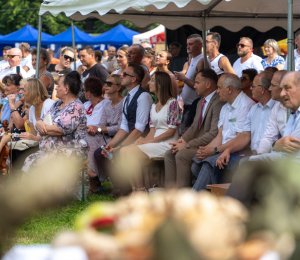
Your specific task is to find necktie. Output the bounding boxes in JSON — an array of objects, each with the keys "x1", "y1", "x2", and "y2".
[
  {"x1": 199, "y1": 98, "x2": 206, "y2": 129},
  {"x1": 125, "y1": 93, "x2": 130, "y2": 113}
]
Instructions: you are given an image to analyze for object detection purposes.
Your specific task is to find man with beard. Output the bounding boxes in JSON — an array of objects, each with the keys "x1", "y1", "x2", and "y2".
[{"x1": 233, "y1": 37, "x2": 264, "y2": 77}]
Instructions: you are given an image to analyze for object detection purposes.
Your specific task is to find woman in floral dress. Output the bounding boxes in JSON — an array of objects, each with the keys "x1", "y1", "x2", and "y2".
[{"x1": 22, "y1": 72, "x2": 88, "y2": 173}]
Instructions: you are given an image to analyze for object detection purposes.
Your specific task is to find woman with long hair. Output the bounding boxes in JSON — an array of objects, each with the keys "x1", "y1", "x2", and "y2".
[
  {"x1": 113, "y1": 46, "x2": 129, "y2": 76},
  {"x1": 155, "y1": 50, "x2": 178, "y2": 97},
  {"x1": 119, "y1": 71, "x2": 182, "y2": 193}
]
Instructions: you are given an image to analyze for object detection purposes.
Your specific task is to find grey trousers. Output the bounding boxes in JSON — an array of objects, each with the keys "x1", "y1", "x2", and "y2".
[{"x1": 164, "y1": 149, "x2": 198, "y2": 188}]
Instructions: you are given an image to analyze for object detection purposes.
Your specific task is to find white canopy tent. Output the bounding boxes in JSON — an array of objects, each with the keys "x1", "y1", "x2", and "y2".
[
  {"x1": 132, "y1": 25, "x2": 165, "y2": 44},
  {"x1": 37, "y1": 0, "x2": 296, "y2": 73}
]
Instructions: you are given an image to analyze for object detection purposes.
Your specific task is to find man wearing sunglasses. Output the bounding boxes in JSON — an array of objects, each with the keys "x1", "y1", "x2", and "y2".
[
  {"x1": 233, "y1": 37, "x2": 263, "y2": 78},
  {"x1": 0, "y1": 48, "x2": 28, "y2": 80},
  {"x1": 47, "y1": 47, "x2": 74, "y2": 75}
]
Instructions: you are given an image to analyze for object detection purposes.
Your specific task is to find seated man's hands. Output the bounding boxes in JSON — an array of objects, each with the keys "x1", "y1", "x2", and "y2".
[
  {"x1": 196, "y1": 146, "x2": 215, "y2": 160},
  {"x1": 134, "y1": 137, "x2": 146, "y2": 145},
  {"x1": 87, "y1": 125, "x2": 98, "y2": 136},
  {"x1": 36, "y1": 121, "x2": 48, "y2": 136},
  {"x1": 169, "y1": 138, "x2": 186, "y2": 154},
  {"x1": 274, "y1": 134, "x2": 300, "y2": 153},
  {"x1": 216, "y1": 149, "x2": 230, "y2": 169}
]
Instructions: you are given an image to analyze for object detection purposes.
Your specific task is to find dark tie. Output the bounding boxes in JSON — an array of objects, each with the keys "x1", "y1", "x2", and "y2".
[
  {"x1": 126, "y1": 93, "x2": 130, "y2": 113},
  {"x1": 199, "y1": 98, "x2": 206, "y2": 129}
]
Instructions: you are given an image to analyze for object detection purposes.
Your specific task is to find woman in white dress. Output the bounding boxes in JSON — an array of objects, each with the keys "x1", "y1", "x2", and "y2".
[{"x1": 119, "y1": 71, "x2": 182, "y2": 193}]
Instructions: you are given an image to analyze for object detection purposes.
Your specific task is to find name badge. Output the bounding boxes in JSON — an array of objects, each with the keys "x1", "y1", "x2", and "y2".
[{"x1": 229, "y1": 118, "x2": 236, "y2": 122}]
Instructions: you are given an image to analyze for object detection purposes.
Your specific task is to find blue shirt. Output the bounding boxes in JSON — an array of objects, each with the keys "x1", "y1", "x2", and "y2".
[
  {"x1": 1, "y1": 99, "x2": 19, "y2": 123},
  {"x1": 283, "y1": 108, "x2": 300, "y2": 137},
  {"x1": 261, "y1": 55, "x2": 285, "y2": 69}
]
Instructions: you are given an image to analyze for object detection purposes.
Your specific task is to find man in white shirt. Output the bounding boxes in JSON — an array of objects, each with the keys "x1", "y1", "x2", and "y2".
[
  {"x1": 0, "y1": 46, "x2": 11, "y2": 72},
  {"x1": 191, "y1": 73, "x2": 255, "y2": 191},
  {"x1": 173, "y1": 34, "x2": 209, "y2": 132},
  {"x1": 103, "y1": 46, "x2": 118, "y2": 74},
  {"x1": 95, "y1": 65, "x2": 153, "y2": 197},
  {"x1": 216, "y1": 71, "x2": 275, "y2": 171},
  {"x1": 19, "y1": 42, "x2": 33, "y2": 72},
  {"x1": 233, "y1": 37, "x2": 264, "y2": 77},
  {"x1": 206, "y1": 32, "x2": 235, "y2": 75},
  {"x1": 283, "y1": 30, "x2": 300, "y2": 71},
  {"x1": 256, "y1": 70, "x2": 288, "y2": 154},
  {"x1": 0, "y1": 48, "x2": 27, "y2": 80}
]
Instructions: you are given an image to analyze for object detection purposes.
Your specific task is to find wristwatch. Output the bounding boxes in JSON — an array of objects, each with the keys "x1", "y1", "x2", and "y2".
[
  {"x1": 11, "y1": 108, "x2": 17, "y2": 113},
  {"x1": 214, "y1": 147, "x2": 220, "y2": 155},
  {"x1": 97, "y1": 127, "x2": 102, "y2": 133},
  {"x1": 185, "y1": 143, "x2": 190, "y2": 149}
]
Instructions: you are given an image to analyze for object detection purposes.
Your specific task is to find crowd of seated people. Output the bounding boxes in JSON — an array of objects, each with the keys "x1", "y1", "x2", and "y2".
[{"x1": 0, "y1": 32, "x2": 299, "y2": 206}]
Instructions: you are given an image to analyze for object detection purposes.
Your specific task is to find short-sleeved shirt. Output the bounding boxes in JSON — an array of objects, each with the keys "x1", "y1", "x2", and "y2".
[
  {"x1": 81, "y1": 63, "x2": 109, "y2": 85},
  {"x1": 243, "y1": 99, "x2": 276, "y2": 152},
  {"x1": 233, "y1": 56, "x2": 264, "y2": 77},
  {"x1": 21, "y1": 54, "x2": 33, "y2": 71},
  {"x1": 218, "y1": 91, "x2": 255, "y2": 144},
  {"x1": 103, "y1": 57, "x2": 118, "y2": 71},
  {"x1": 261, "y1": 55, "x2": 285, "y2": 69}
]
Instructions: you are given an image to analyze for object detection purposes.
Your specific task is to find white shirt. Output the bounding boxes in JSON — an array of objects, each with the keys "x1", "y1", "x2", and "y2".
[
  {"x1": 21, "y1": 54, "x2": 33, "y2": 71},
  {"x1": 233, "y1": 56, "x2": 264, "y2": 77},
  {"x1": 243, "y1": 99, "x2": 276, "y2": 152},
  {"x1": 0, "y1": 65, "x2": 28, "y2": 80},
  {"x1": 257, "y1": 102, "x2": 287, "y2": 154},
  {"x1": 283, "y1": 49, "x2": 300, "y2": 71},
  {"x1": 84, "y1": 98, "x2": 111, "y2": 126},
  {"x1": 29, "y1": 98, "x2": 55, "y2": 134},
  {"x1": 218, "y1": 91, "x2": 255, "y2": 144},
  {"x1": 120, "y1": 85, "x2": 153, "y2": 133},
  {"x1": 0, "y1": 60, "x2": 9, "y2": 72},
  {"x1": 201, "y1": 90, "x2": 216, "y2": 118},
  {"x1": 182, "y1": 54, "x2": 203, "y2": 105},
  {"x1": 71, "y1": 60, "x2": 82, "y2": 71},
  {"x1": 251, "y1": 53, "x2": 263, "y2": 62},
  {"x1": 209, "y1": 54, "x2": 225, "y2": 75}
]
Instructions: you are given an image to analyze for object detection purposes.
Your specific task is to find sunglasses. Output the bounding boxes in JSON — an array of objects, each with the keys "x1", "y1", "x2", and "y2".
[
  {"x1": 240, "y1": 76, "x2": 249, "y2": 81},
  {"x1": 7, "y1": 55, "x2": 20, "y2": 59},
  {"x1": 122, "y1": 72, "x2": 135, "y2": 78},
  {"x1": 63, "y1": 54, "x2": 74, "y2": 62},
  {"x1": 236, "y1": 43, "x2": 251, "y2": 48},
  {"x1": 104, "y1": 81, "x2": 115, "y2": 87}
]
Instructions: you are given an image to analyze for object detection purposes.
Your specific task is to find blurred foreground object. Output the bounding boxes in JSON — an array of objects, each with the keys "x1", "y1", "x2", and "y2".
[{"x1": 53, "y1": 190, "x2": 248, "y2": 260}]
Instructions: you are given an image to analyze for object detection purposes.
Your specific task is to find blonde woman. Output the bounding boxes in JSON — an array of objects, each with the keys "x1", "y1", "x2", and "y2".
[
  {"x1": 114, "y1": 46, "x2": 129, "y2": 75},
  {"x1": 20, "y1": 78, "x2": 54, "y2": 141},
  {"x1": 261, "y1": 39, "x2": 285, "y2": 70}
]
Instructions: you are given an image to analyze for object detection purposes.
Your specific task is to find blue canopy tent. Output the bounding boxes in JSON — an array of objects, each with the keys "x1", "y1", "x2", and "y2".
[
  {"x1": 90, "y1": 24, "x2": 139, "y2": 46},
  {"x1": 0, "y1": 25, "x2": 52, "y2": 45},
  {"x1": 42, "y1": 25, "x2": 94, "y2": 45}
]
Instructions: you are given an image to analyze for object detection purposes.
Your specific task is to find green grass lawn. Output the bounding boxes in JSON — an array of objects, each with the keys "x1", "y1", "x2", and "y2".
[{"x1": 2, "y1": 190, "x2": 115, "y2": 254}]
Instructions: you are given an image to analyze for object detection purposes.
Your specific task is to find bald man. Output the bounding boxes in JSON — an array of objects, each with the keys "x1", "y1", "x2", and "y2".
[
  {"x1": 0, "y1": 48, "x2": 28, "y2": 79},
  {"x1": 103, "y1": 46, "x2": 118, "y2": 73}
]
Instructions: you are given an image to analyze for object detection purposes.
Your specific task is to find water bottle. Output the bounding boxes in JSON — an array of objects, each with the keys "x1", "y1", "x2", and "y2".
[
  {"x1": 0, "y1": 94, "x2": 22, "y2": 105},
  {"x1": 101, "y1": 145, "x2": 113, "y2": 160}
]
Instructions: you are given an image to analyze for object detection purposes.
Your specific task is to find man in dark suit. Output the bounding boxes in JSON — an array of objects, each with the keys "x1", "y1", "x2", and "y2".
[{"x1": 164, "y1": 69, "x2": 226, "y2": 188}]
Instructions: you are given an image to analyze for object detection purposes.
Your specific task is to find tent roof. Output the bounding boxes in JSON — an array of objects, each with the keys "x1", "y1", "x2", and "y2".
[
  {"x1": 90, "y1": 24, "x2": 139, "y2": 45},
  {"x1": 132, "y1": 25, "x2": 165, "y2": 44},
  {"x1": 0, "y1": 24, "x2": 52, "y2": 44},
  {"x1": 42, "y1": 26, "x2": 94, "y2": 45},
  {"x1": 40, "y1": 0, "x2": 300, "y2": 32}
]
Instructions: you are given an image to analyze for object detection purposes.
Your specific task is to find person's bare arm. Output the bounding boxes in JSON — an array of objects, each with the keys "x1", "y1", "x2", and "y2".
[
  {"x1": 170, "y1": 74, "x2": 178, "y2": 98},
  {"x1": 23, "y1": 66, "x2": 29, "y2": 72},
  {"x1": 219, "y1": 56, "x2": 236, "y2": 74},
  {"x1": 39, "y1": 74, "x2": 53, "y2": 90}
]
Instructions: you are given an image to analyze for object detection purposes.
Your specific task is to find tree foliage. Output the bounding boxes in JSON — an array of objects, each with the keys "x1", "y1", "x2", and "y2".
[{"x1": 0, "y1": 0, "x2": 85, "y2": 35}]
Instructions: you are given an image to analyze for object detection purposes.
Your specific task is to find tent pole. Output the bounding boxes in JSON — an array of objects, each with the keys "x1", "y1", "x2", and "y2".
[
  {"x1": 71, "y1": 20, "x2": 76, "y2": 71},
  {"x1": 165, "y1": 27, "x2": 167, "y2": 50},
  {"x1": 202, "y1": 14, "x2": 207, "y2": 69},
  {"x1": 287, "y1": 0, "x2": 294, "y2": 72},
  {"x1": 36, "y1": 15, "x2": 43, "y2": 78},
  {"x1": 287, "y1": 0, "x2": 294, "y2": 119}
]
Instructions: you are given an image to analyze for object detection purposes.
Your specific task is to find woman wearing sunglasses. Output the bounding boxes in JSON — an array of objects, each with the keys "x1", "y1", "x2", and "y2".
[
  {"x1": 31, "y1": 48, "x2": 55, "y2": 97},
  {"x1": 119, "y1": 71, "x2": 182, "y2": 193},
  {"x1": 87, "y1": 74, "x2": 124, "y2": 194},
  {"x1": 47, "y1": 47, "x2": 74, "y2": 76}
]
